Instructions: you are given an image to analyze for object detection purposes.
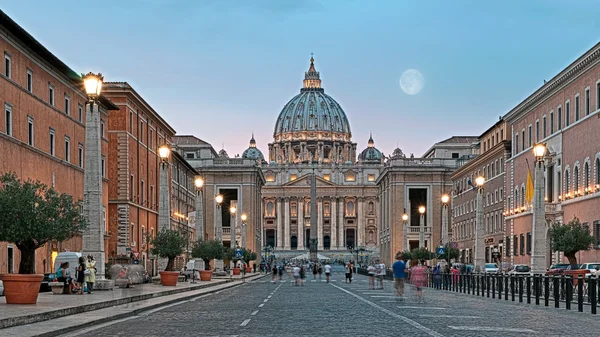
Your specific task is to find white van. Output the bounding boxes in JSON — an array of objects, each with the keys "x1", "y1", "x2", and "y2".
[{"x1": 54, "y1": 252, "x2": 82, "y2": 278}]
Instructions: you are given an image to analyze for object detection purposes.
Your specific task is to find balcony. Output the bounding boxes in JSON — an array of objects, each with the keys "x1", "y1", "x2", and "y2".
[{"x1": 407, "y1": 226, "x2": 432, "y2": 234}]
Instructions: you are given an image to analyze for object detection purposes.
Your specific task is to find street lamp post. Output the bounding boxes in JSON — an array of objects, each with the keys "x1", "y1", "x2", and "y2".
[
  {"x1": 214, "y1": 194, "x2": 224, "y2": 271},
  {"x1": 531, "y1": 143, "x2": 548, "y2": 274},
  {"x1": 158, "y1": 145, "x2": 171, "y2": 232},
  {"x1": 230, "y1": 205, "x2": 237, "y2": 248},
  {"x1": 418, "y1": 206, "x2": 426, "y2": 248},
  {"x1": 309, "y1": 160, "x2": 318, "y2": 261},
  {"x1": 441, "y1": 194, "x2": 450, "y2": 245},
  {"x1": 474, "y1": 175, "x2": 485, "y2": 273},
  {"x1": 402, "y1": 211, "x2": 409, "y2": 251},
  {"x1": 194, "y1": 177, "x2": 204, "y2": 242},
  {"x1": 241, "y1": 213, "x2": 248, "y2": 249},
  {"x1": 81, "y1": 72, "x2": 111, "y2": 288}
]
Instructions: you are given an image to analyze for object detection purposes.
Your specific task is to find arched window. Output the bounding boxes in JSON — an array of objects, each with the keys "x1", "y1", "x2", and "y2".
[
  {"x1": 584, "y1": 162, "x2": 590, "y2": 192},
  {"x1": 596, "y1": 158, "x2": 600, "y2": 187},
  {"x1": 346, "y1": 201, "x2": 355, "y2": 216},
  {"x1": 368, "y1": 201, "x2": 374, "y2": 214},
  {"x1": 564, "y1": 169, "x2": 570, "y2": 195},
  {"x1": 521, "y1": 186, "x2": 525, "y2": 206},
  {"x1": 266, "y1": 201, "x2": 274, "y2": 216},
  {"x1": 574, "y1": 166, "x2": 580, "y2": 193},
  {"x1": 514, "y1": 189, "x2": 519, "y2": 208}
]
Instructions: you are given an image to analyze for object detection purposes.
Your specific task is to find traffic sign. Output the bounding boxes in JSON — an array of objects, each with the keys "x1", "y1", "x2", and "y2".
[
  {"x1": 235, "y1": 249, "x2": 243, "y2": 259},
  {"x1": 450, "y1": 242, "x2": 458, "y2": 249},
  {"x1": 133, "y1": 251, "x2": 140, "y2": 259},
  {"x1": 436, "y1": 246, "x2": 445, "y2": 256}
]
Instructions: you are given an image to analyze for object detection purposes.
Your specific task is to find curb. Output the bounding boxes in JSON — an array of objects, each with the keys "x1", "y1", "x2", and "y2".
[{"x1": 0, "y1": 274, "x2": 264, "y2": 331}]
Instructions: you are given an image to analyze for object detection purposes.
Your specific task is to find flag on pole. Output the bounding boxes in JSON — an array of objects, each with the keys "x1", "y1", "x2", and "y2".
[{"x1": 525, "y1": 159, "x2": 534, "y2": 204}]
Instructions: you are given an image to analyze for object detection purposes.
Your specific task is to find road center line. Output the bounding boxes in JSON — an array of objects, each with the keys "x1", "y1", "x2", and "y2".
[
  {"x1": 329, "y1": 283, "x2": 444, "y2": 337},
  {"x1": 258, "y1": 303, "x2": 264, "y2": 307},
  {"x1": 251, "y1": 310, "x2": 259, "y2": 316},
  {"x1": 268, "y1": 295, "x2": 272, "y2": 298},
  {"x1": 398, "y1": 306, "x2": 447, "y2": 310},
  {"x1": 448, "y1": 326, "x2": 535, "y2": 333},
  {"x1": 263, "y1": 299, "x2": 268, "y2": 302},
  {"x1": 240, "y1": 319, "x2": 251, "y2": 327}
]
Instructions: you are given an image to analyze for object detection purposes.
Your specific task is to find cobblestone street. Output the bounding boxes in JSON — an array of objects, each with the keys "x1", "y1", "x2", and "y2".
[{"x1": 62, "y1": 269, "x2": 600, "y2": 337}]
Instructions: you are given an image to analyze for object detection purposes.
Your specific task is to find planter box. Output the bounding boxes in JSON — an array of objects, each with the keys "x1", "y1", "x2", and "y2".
[{"x1": 1, "y1": 274, "x2": 44, "y2": 304}]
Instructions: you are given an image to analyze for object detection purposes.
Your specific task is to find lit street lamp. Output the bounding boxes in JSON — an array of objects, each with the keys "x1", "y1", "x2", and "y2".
[
  {"x1": 81, "y1": 72, "x2": 109, "y2": 286},
  {"x1": 215, "y1": 194, "x2": 223, "y2": 241},
  {"x1": 531, "y1": 143, "x2": 547, "y2": 274},
  {"x1": 441, "y1": 194, "x2": 450, "y2": 245},
  {"x1": 230, "y1": 205, "x2": 237, "y2": 249},
  {"x1": 158, "y1": 145, "x2": 171, "y2": 232},
  {"x1": 402, "y1": 211, "x2": 409, "y2": 251},
  {"x1": 474, "y1": 175, "x2": 485, "y2": 273},
  {"x1": 418, "y1": 206, "x2": 426, "y2": 248},
  {"x1": 241, "y1": 213, "x2": 248, "y2": 249},
  {"x1": 194, "y1": 177, "x2": 204, "y2": 242}
]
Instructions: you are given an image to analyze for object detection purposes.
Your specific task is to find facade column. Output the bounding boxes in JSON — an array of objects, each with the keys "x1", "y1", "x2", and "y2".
[
  {"x1": 82, "y1": 101, "x2": 109, "y2": 286},
  {"x1": 441, "y1": 203, "x2": 449, "y2": 245},
  {"x1": 338, "y1": 197, "x2": 344, "y2": 248},
  {"x1": 284, "y1": 197, "x2": 291, "y2": 250},
  {"x1": 276, "y1": 198, "x2": 283, "y2": 249},
  {"x1": 260, "y1": 199, "x2": 265, "y2": 248},
  {"x1": 531, "y1": 158, "x2": 547, "y2": 274},
  {"x1": 357, "y1": 197, "x2": 364, "y2": 247},
  {"x1": 330, "y1": 197, "x2": 337, "y2": 250},
  {"x1": 195, "y1": 189, "x2": 204, "y2": 242},
  {"x1": 297, "y1": 197, "x2": 304, "y2": 250},
  {"x1": 317, "y1": 198, "x2": 324, "y2": 250},
  {"x1": 231, "y1": 200, "x2": 237, "y2": 248},
  {"x1": 474, "y1": 187, "x2": 485, "y2": 273}
]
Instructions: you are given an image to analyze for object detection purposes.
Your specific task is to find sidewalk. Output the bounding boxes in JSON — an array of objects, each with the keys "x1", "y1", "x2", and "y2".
[{"x1": 0, "y1": 273, "x2": 264, "y2": 331}]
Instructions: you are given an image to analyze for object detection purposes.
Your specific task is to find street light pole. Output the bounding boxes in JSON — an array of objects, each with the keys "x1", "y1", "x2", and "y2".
[
  {"x1": 81, "y1": 72, "x2": 110, "y2": 287},
  {"x1": 194, "y1": 177, "x2": 204, "y2": 242},
  {"x1": 474, "y1": 176, "x2": 485, "y2": 273},
  {"x1": 402, "y1": 211, "x2": 409, "y2": 251},
  {"x1": 241, "y1": 213, "x2": 248, "y2": 249},
  {"x1": 158, "y1": 145, "x2": 171, "y2": 232},
  {"x1": 215, "y1": 194, "x2": 224, "y2": 271},
  {"x1": 441, "y1": 194, "x2": 450, "y2": 246},
  {"x1": 531, "y1": 143, "x2": 548, "y2": 275},
  {"x1": 418, "y1": 206, "x2": 426, "y2": 248}
]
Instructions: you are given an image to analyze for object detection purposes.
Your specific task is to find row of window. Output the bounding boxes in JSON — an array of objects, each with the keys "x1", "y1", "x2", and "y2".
[
  {"x1": 129, "y1": 110, "x2": 156, "y2": 149},
  {"x1": 513, "y1": 82, "x2": 600, "y2": 155},
  {"x1": 481, "y1": 128, "x2": 505, "y2": 153},
  {"x1": 4, "y1": 52, "x2": 86, "y2": 123},
  {"x1": 3, "y1": 104, "x2": 105, "y2": 176},
  {"x1": 454, "y1": 156, "x2": 504, "y2": 195},
  {"x1": 453, "y1": 187, "x2": 503, "y2": 217},
  {"x1": 264, "y1": 199, "x2": 376, "y2": 218},
  {"x1": 563, "y1": 157, "x2": 600, "y2": 199},
  {"x1": 452, "y1": 211, "x2": 504, "y2": 241}
]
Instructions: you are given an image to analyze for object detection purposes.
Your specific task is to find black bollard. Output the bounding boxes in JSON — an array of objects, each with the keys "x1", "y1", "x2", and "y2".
[
  {"x1": 518, "y1": 276, "x2": 523, "y2": 303},
  {"x1": 505, "y1": 274, "x2": 509, "y2": 301},
  {"x1": 511, "y1": 276, "x2": 515, "y2": 302},
  {"x1": 566, "y1": 276, "x2": 572, "y2": 310},
  {"x1": 534, "y1": 275, "x2": 540, "y2": 305},
  {"x1": 554, "y1": 276, "x2": 560, "y2": 308},
  {"x1": 526, "y1": 275, "x2": 531, "y2": 304},
  {"x1": 590, "y1": 276, "x2": 597, "y2": 315},
  {"x1": 492, "y1": 274, "x2": 496, "y2": 299},
  {"x1": 577, "y1": 275, "x2": 584, "y2": 312},
  {"x1": 544, "y1": 275, "x2": 549, "y2": 307}
]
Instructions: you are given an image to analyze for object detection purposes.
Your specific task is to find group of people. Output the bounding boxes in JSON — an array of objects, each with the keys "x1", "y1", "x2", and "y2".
[
  {"x1": 268, "y1": 261, "x2": 335, "y2": 285},
  {"x1": 55, "y1": 255, "x2": 97, "y2": 294},
  {"x1": 367, "y1": 261, "x2": 387, "y2": 289}
]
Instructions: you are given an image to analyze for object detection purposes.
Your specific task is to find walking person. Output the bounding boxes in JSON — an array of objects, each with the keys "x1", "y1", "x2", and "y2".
[
  {"x1": 278, "y1": 265, "x2": 284, "y2": 281},
  {"x1": 432, "y1": 265, "x2": 441, "y2": 289},
  {"x1": 367, "y1": 263, "x2": 376, "y2": 289},
  {"x1": 318, "y1": 264, "x2": 323, "y2": 280},
  {"x1": 312, "y1": 264, "x2": 318, "y2": 280},
  {"x1": 75, "y1": 256, "x2": 87, "y2": 294},
  {"x1": 85, "y1": 255, "x2": 96, "y2": 294},
  {"x1": 392, "y1": 254, "x2": 407, "y2": 300},
  {"x1": 376, "y1": 261, "x2": 386, "y2": 289},
  {"x1": 345, "y1": 262, "x2": 352, "y2": 283},
  {"x1": 299, "y1": 265, "x2": 306, "y2": 286},
  {"x1": 292, "y1": 265, "x2": 301, "y2": 286},
  {"x1": 272, "y1": 265, "x2": 278, "y2": 283},
  {"x1": 324, "y1": 263, "x2": 332, "y2": 283},
  {"x1": 410, "y1": 260, "x2": 428, "y2": 303}
]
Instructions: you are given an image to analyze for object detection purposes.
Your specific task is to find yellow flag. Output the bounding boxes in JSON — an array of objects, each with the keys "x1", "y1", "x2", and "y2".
[{"x1": 525, "y1": 168, "x2": 534, "y2": 204}]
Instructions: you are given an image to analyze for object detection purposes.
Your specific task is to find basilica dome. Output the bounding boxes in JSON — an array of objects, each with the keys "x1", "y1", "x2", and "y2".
[
  {"x1": 358, "y1": 134, "x2": 383, "y2": 163},
  {"x1": 242, "y1": 134, "x2": 264, "y2": 161},
  {"x1": 273, "y1": 57, "x2": 351, "y2": 138}
]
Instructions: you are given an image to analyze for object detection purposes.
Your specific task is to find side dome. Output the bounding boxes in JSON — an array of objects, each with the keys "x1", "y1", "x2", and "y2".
[
  {"x1": 242, "y1": 134, "x2": 264, "y2": 160},
  {"x1": 273, "y1": 57, "x2": 351, "y2": 137},
  {"x1": 358, "y1": 134, "x2": 383, "y2": 163}
]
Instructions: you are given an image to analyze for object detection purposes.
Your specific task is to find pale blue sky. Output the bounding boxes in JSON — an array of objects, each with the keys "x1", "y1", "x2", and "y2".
[{"x1": 2, "y1": 1, "x2": 598, "y2": 157}]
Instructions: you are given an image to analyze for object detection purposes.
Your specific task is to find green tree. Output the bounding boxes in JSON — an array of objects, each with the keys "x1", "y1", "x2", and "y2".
[
  {"x1": 438, "y1": 244, "x2": 460, "y2": 261},
  {"x1": 548, "y1": 217, "x2": 594, "y2": 267},
  {"x1": 398, "y1": 250, "x2": 413, "y2": 261},
  {"x1": 243, "y1": 249, "x2": 257, "y2": 264},
  {"x1": 411, "y1": 247, "x2": 433, "y2": 262},
  {"x1": 192, "y1": 239, "x2": 225, "y2": 270},
  {"x1": 150, "y1": 229, "x2": 186, "y2": 271},
  {"x1": 0, "y1": 172, "x2": 87, "y2": 274}
]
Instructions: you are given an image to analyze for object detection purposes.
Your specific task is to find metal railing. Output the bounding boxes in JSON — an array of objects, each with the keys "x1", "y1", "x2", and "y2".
[{"x1": 356, "y1": 268, "x2": 599, "y2": 315}]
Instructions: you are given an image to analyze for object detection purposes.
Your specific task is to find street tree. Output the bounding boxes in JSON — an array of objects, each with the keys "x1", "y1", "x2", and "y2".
[
  {"x1": 411, "y1": 247, "x2": 433, "y2": 262},
  {"x1": 438, "y1": 244, "x2": 460, "y2": 261},
  {"x1": 548, "y1": 217, "x2": 594, "y2": 267},
  {"x1": 151, "y1": 229, "x2": 186, "y2": 272},
  {"x1": 192, "y1": 239, "x2": 225, "y2": 271},
  {"x1": 0, "y1": 172, "x2": 87, "y2": 274}
]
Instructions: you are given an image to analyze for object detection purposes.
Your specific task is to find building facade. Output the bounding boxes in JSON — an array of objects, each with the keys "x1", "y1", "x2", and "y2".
[
  {"x1": 0, "y1": 11, "x2": 111, "y2": 274},
  {"x1": 504, "y1": 42, "x2": 600, "y2": 266},
  {"x1": 102, "y1": 82, "x2": 176, "y2": 274},
  {"x1": 451, "y1": 121, "x2": 510, "y2": 265}
]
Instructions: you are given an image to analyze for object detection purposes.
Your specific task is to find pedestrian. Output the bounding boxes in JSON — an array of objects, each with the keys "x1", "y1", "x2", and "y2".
[
  {"x1": 345, "y1": 262, "x2": 352, "y2": 283},
  {"x1": 299, "y1": 265, "x2": 306, "y2": 286},
  {"x1": 56, "y1": 262, "x2": 73, "y2": 294},
  {"x1": 367, "y1": 263, "x2": 376, "y2": 289},
  {"x1": 85, "y1": 255, "x2": 96, "y2": 294},
  {"x1": 253, "y1": 263, "x2": 257, "y2": 273},
  {"x1": 324, "y1": 263, "x2": 332, "y2": 283},
  {"x1": 392, "y1": 253, "x2": 407, "y2": 300},
  {"x1": 278, "y1": 265, "x2": 284, "y2": 280},
  {"x1": 432, "y1": 265, "x2": 441, "y2": 289},
  {"x1": 410, "y1": 260, "x2": 428, "y2": 303},
  {"x1": 312, "y1": 264, "x2": 318, "y2": 279},
  {"x1": 292, "y1": 265, "x2": 301, "y2": 286},
  {"x1": 318, "y1": 264, "x2": 323, "y2": 280},
  {"x1": 75, "y1": 256, "x2": 87, "y2": 294},
  {"x1": 377, "y1": 261, "x2": 386, "y2": 289},
  {"x1": 272, "y1": 265, "x2": 278, "y2": 283}
]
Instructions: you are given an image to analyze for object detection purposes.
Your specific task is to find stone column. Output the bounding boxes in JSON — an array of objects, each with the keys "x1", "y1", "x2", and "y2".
[
  {"x1": 357, "y1": 197, "x2": 364, "y2": 247},
  {"x1": 330, "y1": 197, "x2": 337, "y2": 250},
  {"x1": 230, "y1": 200, "x2": 237, "y2": 248},
  {"x1": 419, "y1": 213, "x2": 425, "y2": 248},
  {"x1": 317, "y1": 198, "x2": 324, "y2": 250},
  {"x1": 215, "y1": 202, "x2": 223, "y2": 241},
  {"x1": 82, "y1": 101, "x2": 110, "y2": 288},
  {"x1": 474, "y1": 187, "x2": 485, "y2": 273},
  {"x1": 276, "y1": 198, "x2": 283, "y2": 249},
  {"x1": 195, "y1": 189, "x2": 204, "y2": 242},
  {"x1": 338, "y1": 198, "x2": 344, "y2": 248},
  {"x1": 158, "y1": 159, "x2": 170, "y2": 232},
  {"x1": 297, "y1": 197, "x2": 304, "y2": 250},
  {"x1": 284, "y1": 198, "x2": 291, "y2": 250},
  {"x1": 241, "y1": 222, "x2": 247, "y2": 249},
  {"x1": 531, "y1": 159, "x2": 547, "y2": 274},
  {"x1": 442, "y1": 203, "x2": 449, "y2": 245}
]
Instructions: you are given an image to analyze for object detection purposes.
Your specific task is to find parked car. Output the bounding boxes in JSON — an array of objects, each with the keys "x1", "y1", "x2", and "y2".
[
  {"x1": 546, "y1": 263, "x2": 570, "y2": 275},
  {"x1": 507, "y1": 264, "x2": 531, "y2": 275},
  {"x1": 579, "y1": 263, "x2": 600, "y2": 277},
  {"x1": 484, "y1": 263, "x2": 499, "y2": 273},
  {"x1": 40, "y1": 273, "x2": 56, "y2": 292},
  {"x1": 0, "y1": 280, "x2": 4, "y2": 296}
]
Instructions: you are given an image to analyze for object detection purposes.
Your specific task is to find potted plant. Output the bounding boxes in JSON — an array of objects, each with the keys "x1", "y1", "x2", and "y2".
[
  {"x1": 243, "y1": 249, "x2": 257, "y2": 273},
  {"x1": 224, "y1": 246, "x2": 241, "y2": 275},
  {"x1": 191, "y1": 239, "x2": 224, "y2": 281},
  {"x1": 150, "y1": 229, "x2": 186, "y2": 286},
  {"x1": 0, "y1": 173, "x2": 87, "y2": 304}
]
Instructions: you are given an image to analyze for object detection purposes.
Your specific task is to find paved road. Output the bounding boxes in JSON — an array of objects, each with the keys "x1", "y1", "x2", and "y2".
[{"x1": 64, "y1": 267, "x2": 600, "y2": 337}]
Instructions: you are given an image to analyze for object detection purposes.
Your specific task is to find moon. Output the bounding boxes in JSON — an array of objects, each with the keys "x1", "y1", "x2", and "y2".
[{"x1": 399, "y1": 69, "x2": 425, "y2": 95}]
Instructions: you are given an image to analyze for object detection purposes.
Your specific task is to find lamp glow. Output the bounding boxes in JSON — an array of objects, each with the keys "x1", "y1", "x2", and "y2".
[
  {"x1": 441, "y1": 194, "x2": 450, "y2": 204},
  {"x1": 194, "y1": 177, "x2": 204, "y2": 188},
  {"x1": 533, "y1": 143, "x2": 547, "y2": 159},
  {"x1": 158, "y1": 145, "x2": 170, "y2": 160},
  {"x1": 418, "y1": 206, "x2": 426, "y2": 214},
  {"x1": 215, "y1": 194, "x2": 223, "y2": 204},
  {"x1": 230, "y1": 206, "x2": 236, "y2": 214},
  {"x1": 402, "y1": 213, "x2": 409, "y2": 221},
  {"x1": 241, "y1": 213, "x2": 247, "y2": 221},
  {"x1": 475, "y1": 176, "x2": 485, "y2": 187},
  {"x1": 83, "y1": 72, "x2": 103, "y2": 99}
]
